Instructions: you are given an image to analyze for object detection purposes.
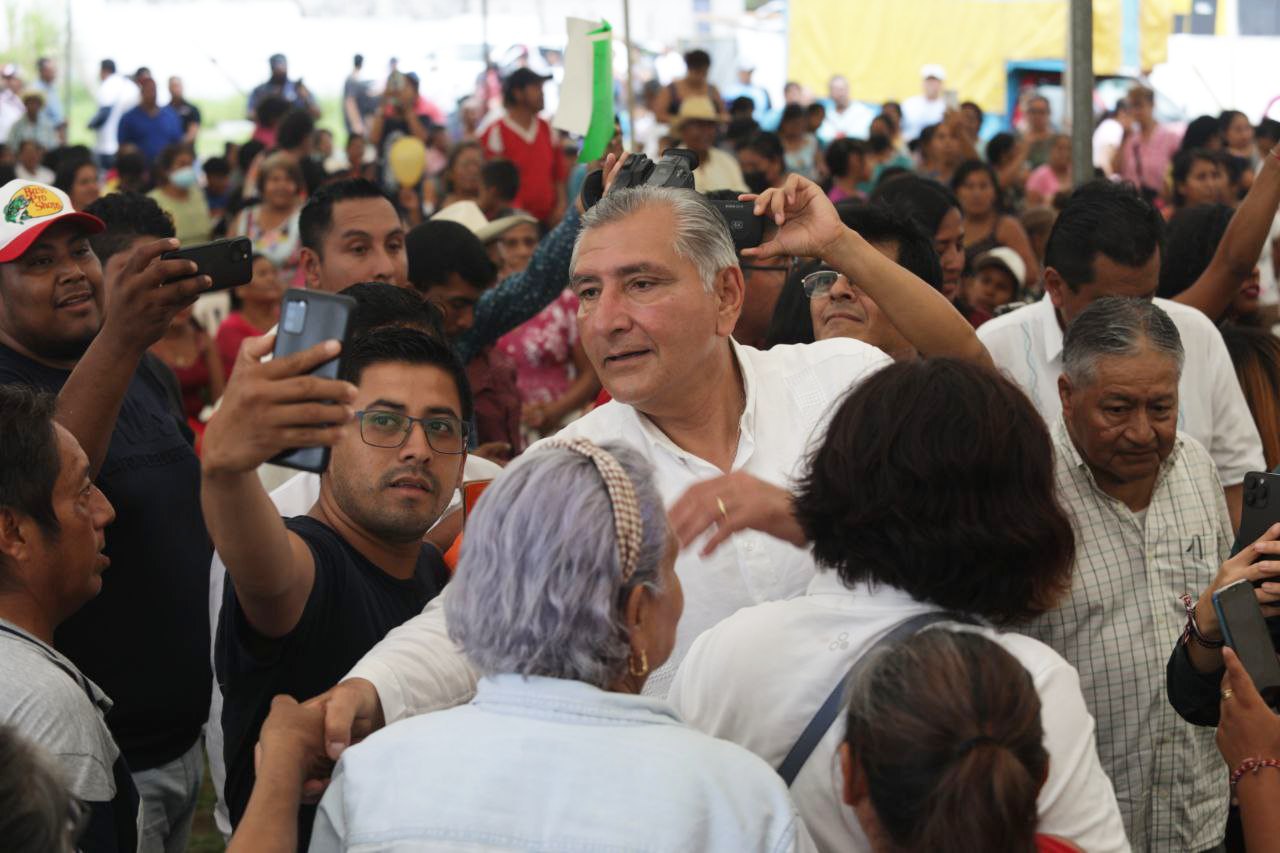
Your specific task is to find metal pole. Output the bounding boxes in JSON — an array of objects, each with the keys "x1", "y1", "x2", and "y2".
[
  {"x1": 623, "y1": 0, "x2": 636, "y2": 151},
  {"x1": 1067, "y1": 0, "x2": 1094, "y2": 186},
  {"x1": 481, "y1": 0, "x2": 490, "y2": 71},
  {"x1": 64, "y1": 0, "x2": 72, "y2": 137}
]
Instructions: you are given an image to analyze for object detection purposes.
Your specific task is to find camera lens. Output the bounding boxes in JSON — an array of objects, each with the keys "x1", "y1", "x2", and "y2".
[{"x1": 282, "y1": 299, "x2": 308, "y2": 334}]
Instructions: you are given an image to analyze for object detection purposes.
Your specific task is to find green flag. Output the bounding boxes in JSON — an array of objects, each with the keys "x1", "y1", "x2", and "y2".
[{"x1": 579, "y1": 20, "x2": 614, "y2": 164}]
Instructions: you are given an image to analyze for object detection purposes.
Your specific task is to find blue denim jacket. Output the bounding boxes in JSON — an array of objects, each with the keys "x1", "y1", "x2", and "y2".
[{"x1": 309, "y1": 674, "x2": 812, "y2": 852}]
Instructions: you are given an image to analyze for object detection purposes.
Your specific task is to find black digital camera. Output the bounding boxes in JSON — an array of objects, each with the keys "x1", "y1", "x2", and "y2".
[{"x1": 580, "y1": 148, "x2": 765, "y2": 253}]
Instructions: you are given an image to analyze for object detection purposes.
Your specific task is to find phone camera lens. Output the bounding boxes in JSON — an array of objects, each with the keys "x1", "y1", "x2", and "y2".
[{"x1": 282, "y1": 300, "x2": 308, "y2": 334}]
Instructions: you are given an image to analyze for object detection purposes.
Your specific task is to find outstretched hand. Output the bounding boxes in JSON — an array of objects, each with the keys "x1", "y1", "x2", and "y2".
[{"x1": 741, "y1": 174, "x2": 849, "y2": 263}]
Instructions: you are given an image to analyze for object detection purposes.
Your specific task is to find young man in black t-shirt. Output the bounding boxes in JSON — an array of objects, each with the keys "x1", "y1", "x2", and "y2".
[
  {"x1": 204, "y1": 324, "x2": 469, "y2": 845},
  {"x1": 0, "y1": 179, "x2": 214, "y2": 852}
]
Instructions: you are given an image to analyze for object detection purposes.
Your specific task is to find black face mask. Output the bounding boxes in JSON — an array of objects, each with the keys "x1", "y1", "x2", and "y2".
[{"x1": 743, "y1": 170, "x2": 770, "y2": 195}]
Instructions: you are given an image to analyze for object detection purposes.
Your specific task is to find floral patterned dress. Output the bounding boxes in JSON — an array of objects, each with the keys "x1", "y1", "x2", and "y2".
[{"x1": 495, "y1": 290, "x2": 580, "y2": 407}]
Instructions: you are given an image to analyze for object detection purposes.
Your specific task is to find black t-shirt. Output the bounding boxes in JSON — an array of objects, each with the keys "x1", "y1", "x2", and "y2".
[
  {"x1": 172, "y1": 101, "x2": 201, "y2": 133},
  {"x1": 0, "y1": 342, "x2": 212, "y2": 770},
  {"x1": 217, "y1": 515, "x2": 450, "y2": 844}
]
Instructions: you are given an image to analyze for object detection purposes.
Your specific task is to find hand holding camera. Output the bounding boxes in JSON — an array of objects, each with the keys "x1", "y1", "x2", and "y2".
[
  {"x1": 744, "y1": 174, "x2": 849, "y2": 263},
  {"x1": 103, "y1": 238, "x2": 210, "y2": 355}
]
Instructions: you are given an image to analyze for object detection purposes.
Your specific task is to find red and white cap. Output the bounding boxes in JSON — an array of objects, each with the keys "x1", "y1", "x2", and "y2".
[{"x1": 0, "y1": 180, "x2": 105, "y2": 263}]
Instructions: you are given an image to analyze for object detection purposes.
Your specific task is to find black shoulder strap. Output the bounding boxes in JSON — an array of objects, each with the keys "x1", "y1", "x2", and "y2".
[{"x1": 776, "y1": 610, "x2": 977, "y2": 787}]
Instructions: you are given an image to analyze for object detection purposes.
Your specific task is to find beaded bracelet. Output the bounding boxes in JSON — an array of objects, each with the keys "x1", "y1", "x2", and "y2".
[
  {"x1": 1180, "y1": 593, "x2": 1225, "y2": 649},
  {"x1": 1230, "y1": 757, "x2": 1280, "y2": 790}
]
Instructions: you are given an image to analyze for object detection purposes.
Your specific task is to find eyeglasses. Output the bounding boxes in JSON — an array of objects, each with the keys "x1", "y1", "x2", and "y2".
[
  {"x1": 801, "y1": 269, "x2": 849, "y2": 298},
  {"x1": 355, "y1": 410, "x2": 468, "y2": 454}
]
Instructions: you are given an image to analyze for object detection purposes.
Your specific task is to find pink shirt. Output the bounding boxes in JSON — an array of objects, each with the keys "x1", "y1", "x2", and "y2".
[
  {"x1": 1119, "y1": 124, "x2": 1183, "y2": 194},
  {"x1": 495, "y1": 290, "x2": 580, "y2": 406},
  {"x1": 1026, "y1": 165, "x2": 1064, "y2": 202}
]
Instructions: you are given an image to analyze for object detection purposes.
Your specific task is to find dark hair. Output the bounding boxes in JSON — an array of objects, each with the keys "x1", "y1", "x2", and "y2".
[
  {"x1": 405, "y1": 220, "x2": 497, "y2": 293},
  {"x1": 1257, "y1": 119, "x2": 1280, "y2": 146},
  {"x1": 276, "y1": 108, "x2": 316, "y2": 151},
  {"x1": 951, "y1": 159, "x2": 1003, "y2": 213},
  {"x1": 340, "y1": 282, "x2": 445, "y2": 341},
  {"x1": 254, "y1": 94, "x2": 290, "y2": 129},
  {"x1": 845, "y1": 630, "x2": 1046, "y2": 853},
  {"x1": 202, "y1": 156, "x2": 230, "y2": 177},
  {"x1": 1180, "y1": 115, "x2": 1221, "y2": 153},
  {"x1": 338, "y1": 326, "x2": 472, "y2": 422},
  {"x1": 156, "y1": 143, "x2": 193, "y2": 175},
  {"x1": 729, "y1": 95, "x2": 756, "y2": 114},
  {"x1": 480, "y1": 158, "x2": 520, "y2": 201},
  {"x1": 443, "y1": 141, "x2": 482, "y2": 194},
  {"x1": 237, "y1": 139, "x2": 265, "y2": 174},
  {"x1": 1223, "y1": 324, "x2": 1280, "y2": 470},
  {"x1": 960, "y1": 100, "x2": 984, "y2": 125},
  {"x1": 299, "y1": 178, "x2": 393, "y2": 254},
  {"x1": 1220, "y1": 110, "x2": 1251, "y2": 140},
  {"x1": 353, "y1": 54, "x2": 364, "y2": 69},
  {"x1": 882, "y1": 100, "x2": 902, "y2": 121},
  {"x1": 683, "y1": 49, "x2": 711, "y2": 71},
  {"x1": 1170, "y1": 148, "x2": 1221, "y2": 208},
  {"x1": 1043, "y1": 180, "x2": 1163, "y2": 291},
  {"x1": 1158, "y1": 203, "x2": 1233, "y2": 304},
  {"x1": 53, "y1": 156, "x2": 95, "y2": 197},
  {"x1": 835, "y1": 201, "x2": 943, "y2": 291},
  {"x1": 737, "y1": 131, "x2": 784, "y2": 165},
  {"x1": 867, "y1": 133, "x2": 893, "y2": 156},
  {"x1": 100, "y1": 59, "x2": 116, "y2": 74},
  {"x1": 793, "y1": 358, "x2": 1074, "y2": 624},
  {"x1": 764, "y1": 262, "x2": 817, "y2": 348},
  {"x1": 114, "y1": 148, "x2": 146, "y2": 182},
  {"x1": 0, "y1": 725, "x2": 76, "y2": 852},
  {"x1": 871, "y1": 174, "x2": 960, "y2": 239},
  {"x1": 806, "y1": 102, "x2": 826, "y2": 118},
  {"x1": 779, "y1": 103, "x2": 807, "y2": 128},
  {"x1": 0, "y1": 386, "x2": 61, "y2": 537},
  {"x1": 84, "y1": 192, "x2": 175, "y2": 267},
  {"x1": 825, "y1": 138, "x2": 868, "y2": 179},
  {"x1": 985, "y1": 132, "x2": 1017, "y2": 167}
]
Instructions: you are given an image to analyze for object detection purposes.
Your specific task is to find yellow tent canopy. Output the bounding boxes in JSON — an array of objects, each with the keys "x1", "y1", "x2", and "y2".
[{"x1": 787, "y1": 0, "x2": 1183, "y2": 114}]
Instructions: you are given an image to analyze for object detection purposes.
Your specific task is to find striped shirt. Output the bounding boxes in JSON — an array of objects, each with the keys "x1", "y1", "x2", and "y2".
[{"x1": 1018, "y1": 419, "x2": 1230, "y2": 851}]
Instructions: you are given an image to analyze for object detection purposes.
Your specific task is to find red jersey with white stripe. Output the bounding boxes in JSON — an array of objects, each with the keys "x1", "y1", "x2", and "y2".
[{"x1": 479, "y1": 113, "x2": 565, "y2": 224}]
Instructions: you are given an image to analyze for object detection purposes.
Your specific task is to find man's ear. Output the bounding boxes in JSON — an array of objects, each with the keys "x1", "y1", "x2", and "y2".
[
  {"x1": 0, "y1": 507, "x2": 33, "y2": 566},
  {"x1": 1043, "y1": 267, "x2": 1067, "y2": 310},
  {"x1": 714, "y1": 266, "x2": 746, "y2": 338},
  {"x1": 300, "y1": 246, "x2": 321, "y2": 289},
  {"x1": 1058, "y1": 373, "x2": 1074, "y2": 422}
]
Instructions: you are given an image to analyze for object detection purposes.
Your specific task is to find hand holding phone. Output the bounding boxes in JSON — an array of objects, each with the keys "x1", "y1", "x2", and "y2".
[
  {"x1": 1213, "y1": 579, "x2": 1280, "y2": 706},
  {"x1": 201, "y1": 293, "x2": 357, "y2": 478}
]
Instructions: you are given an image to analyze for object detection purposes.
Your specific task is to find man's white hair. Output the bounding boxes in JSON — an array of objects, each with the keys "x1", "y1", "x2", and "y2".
[{"x1": 570, "y1": 186, "x2": 739, "y2": 293}]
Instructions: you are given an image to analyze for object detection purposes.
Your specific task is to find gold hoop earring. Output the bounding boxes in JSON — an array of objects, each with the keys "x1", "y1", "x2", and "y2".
[{"x1": 628, "y1": 649, "x2": 649, "y2": 678}]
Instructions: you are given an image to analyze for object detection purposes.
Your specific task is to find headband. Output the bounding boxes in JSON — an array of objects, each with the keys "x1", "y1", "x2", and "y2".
[{"x1": 541, "y1": 437, "x2": 643, "y2": 581}]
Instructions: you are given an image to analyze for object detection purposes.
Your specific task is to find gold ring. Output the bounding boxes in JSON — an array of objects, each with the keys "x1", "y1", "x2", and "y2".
[
  {"x1": 716, "y1": 497, "x2": 729, "y2": 522},
  {"x1": 1222, "y1": 688, "x2": 1235, "y2": 701}
]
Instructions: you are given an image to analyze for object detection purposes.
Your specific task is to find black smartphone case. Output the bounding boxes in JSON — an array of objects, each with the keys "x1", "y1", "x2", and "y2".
[
  {"x1": 269, "y1": 290, "x2": 356, "y2": 473},
  {"x1": 161, "y1": 237, "x2": 253, "y2": 291}
]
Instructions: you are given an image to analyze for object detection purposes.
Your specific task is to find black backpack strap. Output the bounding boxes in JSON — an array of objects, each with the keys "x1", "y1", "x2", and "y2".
[{"x1": 776, "y1": 610, "x2": 977, "y2": 787}]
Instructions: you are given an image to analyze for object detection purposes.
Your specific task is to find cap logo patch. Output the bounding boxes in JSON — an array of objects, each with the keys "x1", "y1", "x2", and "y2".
[{"x1": 4, "y1": 185, "x2": 64, "y2": 225}]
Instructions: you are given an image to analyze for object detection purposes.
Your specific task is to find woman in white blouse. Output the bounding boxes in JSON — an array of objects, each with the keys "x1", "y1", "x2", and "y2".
[{"x1": 669, "y1": 358, "x2": 1129, "y2": 853}]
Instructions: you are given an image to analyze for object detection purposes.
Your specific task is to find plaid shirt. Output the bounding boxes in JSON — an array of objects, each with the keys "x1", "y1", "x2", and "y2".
[{"x1": 1019, "y1": 419, "x2": 1231, "y2": 851}]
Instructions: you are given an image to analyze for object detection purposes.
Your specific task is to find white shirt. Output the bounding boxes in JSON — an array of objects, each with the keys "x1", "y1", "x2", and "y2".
[
  {"x1": 668, "y1": 577, "x2": 1130, "y2": 853},
  {"x1": 818, "y1": 101, "x2": 876, "y2": 145},
  {"x1": 978, "y1": 296, "x2": 1264, "y2": 487},
  {"x1": 95, "y1": 73, "x2": 138, "y2": 156},
  {"x1": 1093, "y1": 117, "x2": 1125, "y2": 177},
  {"x1": 347, "y1": 337, "x2": 893, "y2": 722},
  {"x1": 900, "y1": 93, "x2": 947, "y2": 142}
]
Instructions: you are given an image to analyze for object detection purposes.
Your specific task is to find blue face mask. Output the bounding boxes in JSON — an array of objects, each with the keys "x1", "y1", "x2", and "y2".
[{"x1": 170, "y1": 165, "x2": 199, "y2": 189}]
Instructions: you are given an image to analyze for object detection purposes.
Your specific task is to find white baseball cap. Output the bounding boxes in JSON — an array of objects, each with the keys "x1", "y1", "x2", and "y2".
[
  {"x1": 920, "y1": 64, "x2": 947, "y2": 82},
  {"x1": 974, "y1": 246, "x2": 1026, "y2": 286},
  {"x1": 0, "y1": 180, "x2": 105, "y2": 263}
]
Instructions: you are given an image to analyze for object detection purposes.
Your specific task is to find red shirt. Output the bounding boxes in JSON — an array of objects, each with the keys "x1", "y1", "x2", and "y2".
[
  {"x1": 480, "y1": 113, "x2": 566, "y2": 224},
  {"x1": 216, "y1": 312, "x2": 267, "y2": 380}
]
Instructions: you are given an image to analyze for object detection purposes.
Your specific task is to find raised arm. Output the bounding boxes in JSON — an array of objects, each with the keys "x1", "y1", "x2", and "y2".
[
  {"x1": 200, "y1": 334, "x2": 357, "y2": 639},
  {"x1": 59, "y1": 239, "x2": 209, "y2": 474},
  {"x1": 1174, "y1": 149, "x2": 1280, "y2": 320},
  {"x1": 746, "y1": 174, "x2": 992, "y2": 367}
]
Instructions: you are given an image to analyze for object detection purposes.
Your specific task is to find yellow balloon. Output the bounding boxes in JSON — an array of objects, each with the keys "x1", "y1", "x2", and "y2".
[{"x1": 389, "y1": 137, "x2": 428, "y2": 188}]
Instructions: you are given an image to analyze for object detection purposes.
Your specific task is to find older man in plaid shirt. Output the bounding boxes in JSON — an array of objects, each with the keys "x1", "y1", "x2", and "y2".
[{"x1": 1019, "y1": 297, "x2": 1230, "y2": 852}]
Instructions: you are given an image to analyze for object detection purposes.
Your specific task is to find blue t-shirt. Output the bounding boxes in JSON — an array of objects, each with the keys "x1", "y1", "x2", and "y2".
[
  {"x1": 0, "y1": 343, "x2": 212, "y2": 771},
  {"x1": 116, "y1": 105, "x2": 184, "y2": 164}
]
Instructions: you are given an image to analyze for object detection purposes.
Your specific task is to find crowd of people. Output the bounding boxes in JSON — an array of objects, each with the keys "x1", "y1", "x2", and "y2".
[{"x1": 3, "y1": 40, "x2": 1280, "y2": 853}]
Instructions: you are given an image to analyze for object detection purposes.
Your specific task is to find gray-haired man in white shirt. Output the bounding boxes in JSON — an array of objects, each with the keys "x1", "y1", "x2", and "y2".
[{"x1": 308, "y1": 174, "x2": 991, "y2": 750}]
